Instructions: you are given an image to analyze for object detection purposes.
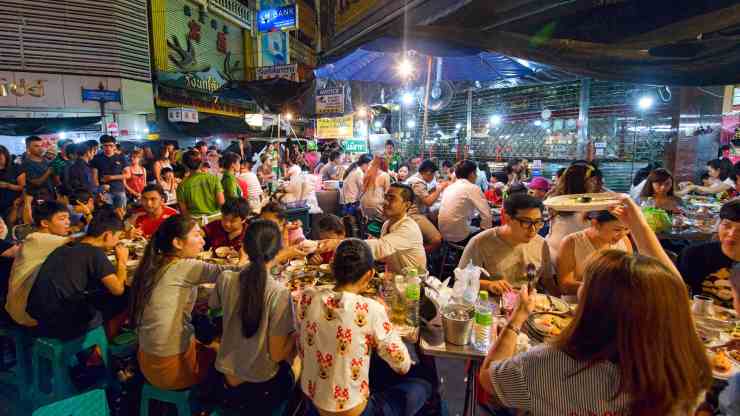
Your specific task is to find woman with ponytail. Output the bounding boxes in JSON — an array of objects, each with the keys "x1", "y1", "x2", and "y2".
[
  {"x1": 131, "y1": 214, "x2": 243, "y2": 390},
  {"x1": 208, "y1": 219, "x2": 296, "y2": 411}
]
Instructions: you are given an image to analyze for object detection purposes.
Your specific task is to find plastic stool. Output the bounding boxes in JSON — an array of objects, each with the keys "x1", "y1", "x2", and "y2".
[
  {"x1": 140, "y1": 383, "x2": 192, "y2": 416},
  {"x1": 0, "y1": 325, "x2": 32, "y2": 401},
  {"x1": 32, "y1": 388, "x2": 110, "y2": 416},
  {"x1": 438, "y1": 241, "x2": 466, "y2": 280},
  {"x1": 31, "y1": 326, "x2": 110, "y2": 407}
]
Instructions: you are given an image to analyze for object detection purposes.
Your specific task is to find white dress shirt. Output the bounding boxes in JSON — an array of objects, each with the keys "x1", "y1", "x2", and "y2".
[
  {"x1": 340, "y1": 168, "x2": 364, "y2": 204},
  {"x1": 365, "y1": 215, "x2": 426, "y2": 274},
  {"x1": 438, "y1": 178, "x2": 493, "y2": 243}
]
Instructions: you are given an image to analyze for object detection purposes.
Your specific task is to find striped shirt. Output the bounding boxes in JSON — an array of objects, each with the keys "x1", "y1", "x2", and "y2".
[{"x1": 490, "y1": 345, "x2": 630, "y2": 416}]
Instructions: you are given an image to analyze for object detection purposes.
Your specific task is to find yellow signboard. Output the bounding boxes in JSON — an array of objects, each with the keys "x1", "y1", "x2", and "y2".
[{"x1": 317, "y1": 115, "x2": 354, "y2": 139}]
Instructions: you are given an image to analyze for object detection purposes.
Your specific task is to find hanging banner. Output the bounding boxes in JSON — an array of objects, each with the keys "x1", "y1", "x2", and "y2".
[
  {"x1": 316, "y1": 115, "x2": 354, "y2": 139},
  {"x1": 316, "y1": 87, "x2": 344, "y2": 114}
]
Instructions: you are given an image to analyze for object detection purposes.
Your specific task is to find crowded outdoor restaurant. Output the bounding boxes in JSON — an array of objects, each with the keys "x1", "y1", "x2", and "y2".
[
  {"x1": 4, "y1": 1, "x2": 740, "y2": 415},
  {"x1": 0, "y1": 129, "x2": 737, "y2": 416}
]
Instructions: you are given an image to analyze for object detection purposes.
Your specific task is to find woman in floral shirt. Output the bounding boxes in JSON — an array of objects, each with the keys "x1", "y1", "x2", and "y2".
[{"x1": 297, "y1": 238, "x2": 431, "y2": 416}]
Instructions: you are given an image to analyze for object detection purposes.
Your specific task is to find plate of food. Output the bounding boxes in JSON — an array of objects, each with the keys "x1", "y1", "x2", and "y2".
[
  {"x1": 533, "y1": 294, "x2": 570, "y2": 314},
  {"x1": 214, "y1": 246, "x2": 237, "y2": 258},
  {"x1": 530, "y1": 313, "x2": 573, "y2": 337},
  {"x1": 709, "y1": 350, "x2": 739, "y2": 380},
  {"x1": 543, "y1": 193, "x2": 622, "y2": 212}
]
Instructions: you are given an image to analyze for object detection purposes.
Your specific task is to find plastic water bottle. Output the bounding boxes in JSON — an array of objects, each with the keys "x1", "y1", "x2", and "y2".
[
  {"x1": 473, "y1": 291, "x2": 493, "y2": 352},
  {"x1": 405, "y1": 269, "x2": 421, "y2": 327}
]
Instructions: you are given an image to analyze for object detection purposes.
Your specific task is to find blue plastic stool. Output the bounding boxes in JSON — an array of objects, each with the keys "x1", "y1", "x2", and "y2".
[
  {"x1": 30, "y1": 326, "x2": 110, "y2": 407},
  {"x1": 0, "y1": 325, "x2": 33, "y2": 401},
  {"x1": 32, "y1": 388, "x2": 110, "y2": 416},
  {"x1": 140, "y1": 383, "x2": 192, "y2": 416},
  {"x1": 212, "y1": 400, "x2": 288, "y2": 416}
]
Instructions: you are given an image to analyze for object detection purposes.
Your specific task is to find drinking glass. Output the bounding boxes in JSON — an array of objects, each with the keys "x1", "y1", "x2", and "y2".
[{"x1": 692, "y1": 295, "x2": 714, "y2": 316}]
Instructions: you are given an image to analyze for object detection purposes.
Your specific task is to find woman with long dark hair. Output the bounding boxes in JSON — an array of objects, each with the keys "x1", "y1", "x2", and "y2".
[
  {"x1": 480, "y1": 196, "x2": 712, "y2": 416},
  {"x1": 360, "y1": 156, "x2": 390, "y2": 221},
  {"x1": 209, "y1": 219, "x2": 296, "y2": 411},
  {"x1": 131, "y1": 215, "x2": 242, "y2": 390},
  {"x1": 638, "y1": 168, "x2": 683, "y2": 212}
]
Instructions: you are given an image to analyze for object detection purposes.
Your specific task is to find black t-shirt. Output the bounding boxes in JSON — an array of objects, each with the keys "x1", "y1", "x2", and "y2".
[
  {"x1": 27, "y1": 242, "x2": 115, "y2": 338},
  {"x1": 0, "y1": 164, "x2": 20, "y2": 215},
  {"x1": 91, "y1": 153, "x2": 128, "y2": 193},
  {"x1": 678, "y1": 241, "x2": 736, "y2": 308}
]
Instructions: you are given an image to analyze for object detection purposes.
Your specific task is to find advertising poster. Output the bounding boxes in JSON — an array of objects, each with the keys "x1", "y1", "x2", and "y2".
[
  {"x1": 257, "y1": 4, "x2": 297, "y2": 32},
  {"x1": 256, "y1": 64, "x2": 299, "y2": 81},
  {"x1": 260, "y1": 0, "x2": 290, "y2": 66},
  {"x1": 317, "y1": 115, "x2": 354, "y2": 139},
  {"x1": 316, "y1": 87, "x2": 344, "y2": 114}
]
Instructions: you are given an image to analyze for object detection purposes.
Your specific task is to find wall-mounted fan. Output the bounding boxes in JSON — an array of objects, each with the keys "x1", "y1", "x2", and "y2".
[{"x1": 418, "y1": 58, "x2": 455, "y2": 112}]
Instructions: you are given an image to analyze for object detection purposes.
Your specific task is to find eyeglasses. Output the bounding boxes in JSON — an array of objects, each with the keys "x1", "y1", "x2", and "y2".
[{"x1": 514, "y1": 217, "x2": 545, "y2": 230}]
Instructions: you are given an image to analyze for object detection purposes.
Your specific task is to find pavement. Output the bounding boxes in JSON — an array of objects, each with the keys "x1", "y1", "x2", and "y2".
[{"x1": 0, "y1": 357, "x2": 486, "y2": 415}]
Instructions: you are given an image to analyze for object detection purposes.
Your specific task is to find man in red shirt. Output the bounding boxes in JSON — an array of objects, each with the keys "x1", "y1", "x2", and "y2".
[
  {"x1": 131, "y1": 184, "x2": 178, "y2": 238},
  {"x1": 204, "y1": 198, "x2": 249, "y2": 250}
]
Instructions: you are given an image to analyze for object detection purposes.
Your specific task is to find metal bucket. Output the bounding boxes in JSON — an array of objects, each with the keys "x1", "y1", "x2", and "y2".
[{"x1": 442, "y1": 304, "x2": 475, "y2": 346}]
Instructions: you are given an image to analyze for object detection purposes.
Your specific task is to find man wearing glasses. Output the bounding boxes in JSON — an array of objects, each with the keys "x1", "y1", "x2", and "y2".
[
  {"x1": 458, "y1": 193, "x2": 553, "y2": 295},
  {"x1": 91, "y1": 135, "x2": 130, "y2": 210},
  {"x1": 678, "y1": 199, "x2": 740, "y2": 310}
]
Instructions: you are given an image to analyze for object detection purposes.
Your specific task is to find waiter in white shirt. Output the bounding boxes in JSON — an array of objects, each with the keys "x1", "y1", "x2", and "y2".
[{"x1": 438, "y1": 159, "x2": 493, "y2": 245}]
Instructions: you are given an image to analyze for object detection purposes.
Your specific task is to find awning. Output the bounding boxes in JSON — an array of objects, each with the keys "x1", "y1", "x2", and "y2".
[
  {"x1": 0, "y1": 117, "x2": 102, "y2": 136},
  {"x1": 322, "y1": 0, "x2": 740, "y2": 86}
]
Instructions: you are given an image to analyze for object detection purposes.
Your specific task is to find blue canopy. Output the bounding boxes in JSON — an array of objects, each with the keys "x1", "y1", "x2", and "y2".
[{"x1": 314, "y1": 37, "x2": 549, "y2": 83}]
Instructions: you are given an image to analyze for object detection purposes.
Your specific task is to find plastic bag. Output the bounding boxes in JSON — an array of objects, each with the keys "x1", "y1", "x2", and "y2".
[
  {"x1": 452, "y1": 261, "x2": 490, "y2": 305},
  {"x1": 642, "y1": 207, "x2": 671, "y2": 233}
]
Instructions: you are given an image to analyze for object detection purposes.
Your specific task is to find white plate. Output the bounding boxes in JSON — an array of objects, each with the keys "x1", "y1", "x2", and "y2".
[{"x1": 543, "y1": 193, "x2": 621, "y2": 212}]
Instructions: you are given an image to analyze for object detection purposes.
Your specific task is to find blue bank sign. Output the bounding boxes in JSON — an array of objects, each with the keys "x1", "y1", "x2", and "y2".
[
  {"x1": 81, "y1": 88, "x2": 121, "y2": 103},
  {"x1": 257, "y1": 4, "x2": 298, "y2": 33}
]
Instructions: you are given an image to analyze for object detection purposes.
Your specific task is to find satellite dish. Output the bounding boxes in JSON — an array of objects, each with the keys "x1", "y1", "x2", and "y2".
[{"x1": 541, "y1": 109, "x2": 552, "y2": 120}]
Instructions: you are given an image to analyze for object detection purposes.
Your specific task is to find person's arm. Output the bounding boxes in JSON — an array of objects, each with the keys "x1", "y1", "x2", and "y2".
[
  {"x1": 22, "y1": 193, "x2": 33, "y2": 225},
  {"x1": 100, "y1": 245, "x2": 128, "y2": 295},
  {"x1": 91, "y1": 167, "x2": 100, "y2": 187},
  {"x1": 556, "y1": 236, "x2": 580, "y2": 295},
  {"x1": 479, "y1": 285, "x2": 535, "y2": 395},
  {"x1": 472, "y1": 186, "x2": 493, "y2": 229},
  {"x1": 365, "y1": 222, "x2": 418, "y2": 260},
  {"x1": 268, "y1": 288, "x2": 297, "y2": 363},
  {"x1": 154, "y1": 161, "x2": 163, "y2": 183},
  {"x1": 372, "y1": 303, "x2": 412, "y2": 375},
  {"x1": 275, "y1": 245, "x2": 308, "y2": 264},
  {"x1": 24, "y1": 168, "x2": 52, "y2": 187},
  {"x1": 215, "y1": 191, "x2": 225, "y2": 206},
  {"x1": 15, "y1": 173, "x2": 26, "y2": 191},
  {"x1": 687, "y1": 182, "x2": 731, "y2": 195},
  {"x1": 0, "y1": 178, "x2": 22, "y2": 192},
  {"x1": 610, "y1": 194, "x2": 679, "y2": 276}
]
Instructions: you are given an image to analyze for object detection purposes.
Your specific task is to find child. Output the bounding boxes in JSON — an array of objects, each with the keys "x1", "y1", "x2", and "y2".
[{"x1": 309, "y1": 214, "x2": 347, "y2": 265}]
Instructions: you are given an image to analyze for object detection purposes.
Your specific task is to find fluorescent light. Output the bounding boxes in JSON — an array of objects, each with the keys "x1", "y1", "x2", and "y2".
[
  {"x1": 59, "y1": 132, "x2": 67, "y2": 139},
  {"x1": 374, "y1": 121, "x2": 382, "y2": 129},
  {"x1": 398, "y1": 60, "x2": 414, "y2": 78},
  {"x1": 534, "y1": 120, "x2": 542, "y2": 127},
  {"x1": 490, "y1": 115, "x2": 502, "y2": 125},
  {"x1": 638, "y1": 96, "x2": 654, "y2": 110},
  {"x1": 407, "y1": 120, "x2": 416, "y2": 129},
  {"x1": 402, "y1": 92, "x2": 415, "y2": 106}
]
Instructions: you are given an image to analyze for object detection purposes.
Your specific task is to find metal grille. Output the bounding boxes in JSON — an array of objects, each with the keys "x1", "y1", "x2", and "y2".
[
  {"x1": 0, "y1": 0, "x2": 152, "y2": 82},
  {"x1": 399, "y1": 79, "x2": 675, "y2": 191}
]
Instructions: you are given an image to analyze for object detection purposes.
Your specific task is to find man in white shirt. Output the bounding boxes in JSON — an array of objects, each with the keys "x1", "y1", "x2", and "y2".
[
  {"x1": 458, "y1": 193, "x2": 555, "y2": 295},
  {"x1": 239, "y1": 159, "x2": 263, "y2": 214},
  {"x1": 320, "y1": 183, "x2": 426, "y2": 274},
  {"x1": 438, "y1": 160, "x2": 493, "y2": 244},
  {"x1": 6, "y1": 201, "x2": 71, "y2": 326},
  {"x1": 365, "y1": 183, "x2": 427, "y2": 274}
]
